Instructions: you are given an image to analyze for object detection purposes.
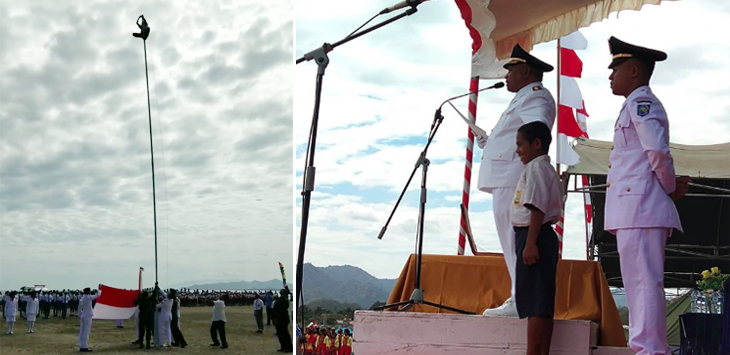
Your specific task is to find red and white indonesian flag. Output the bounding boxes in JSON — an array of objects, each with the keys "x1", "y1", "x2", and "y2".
[{"x1": 92, "y1": 284, "x2": 140, "y2": 320}]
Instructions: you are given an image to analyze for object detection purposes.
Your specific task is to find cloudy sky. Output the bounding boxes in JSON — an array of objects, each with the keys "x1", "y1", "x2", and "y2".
[
  {"x1": 295, "y1": 0, "x2": 730, "y2": 279},
  {"x1": 0, "y1": 0, "x2": 293, "y2": 291}
]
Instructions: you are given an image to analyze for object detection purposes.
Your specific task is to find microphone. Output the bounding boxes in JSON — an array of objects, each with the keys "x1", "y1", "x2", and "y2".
[
  {"x1": 438, "y1": 82, "x2": 504, "y2": 109},
  {"x1": 432, "y1": 82, "x2": 504, "y2": 131},
  {"x1": 380, "y1": 0, "x2": 430, "y2": 14}
]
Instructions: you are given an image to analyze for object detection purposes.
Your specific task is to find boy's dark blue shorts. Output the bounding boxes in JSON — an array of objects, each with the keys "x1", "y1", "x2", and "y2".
[{"x1": 514, "y1": 223, "x2": 559, "y2": 319}]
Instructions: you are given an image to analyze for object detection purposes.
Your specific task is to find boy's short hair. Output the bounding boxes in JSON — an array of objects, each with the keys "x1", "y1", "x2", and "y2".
[{"x1": 518, "y1": 121, "x2": 552, "y2": 153}]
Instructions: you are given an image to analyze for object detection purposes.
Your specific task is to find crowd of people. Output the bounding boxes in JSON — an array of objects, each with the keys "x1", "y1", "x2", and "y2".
[
  {"x1": 2, "y1": 289, "x2": 87, "y2": 322},
  {"x1": 173, "y1": 289, "x2": 276, "y2": 307},
  {"x1": 2, "y1": 285, "x2": 294, "y2": 352},
  {"x1": 300, "y1": 326, "x2": 353, "y2": 355}
]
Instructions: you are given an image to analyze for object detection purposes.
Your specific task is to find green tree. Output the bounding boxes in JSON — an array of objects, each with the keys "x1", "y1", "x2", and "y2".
[{"x1": 369, "y1": 301, "x2": 385, "y2": 310}]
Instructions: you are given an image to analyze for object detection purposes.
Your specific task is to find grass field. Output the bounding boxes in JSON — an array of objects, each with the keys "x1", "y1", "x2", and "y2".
[{"x1": 0, "y1": 306, "x2": 288, "y2": 354}]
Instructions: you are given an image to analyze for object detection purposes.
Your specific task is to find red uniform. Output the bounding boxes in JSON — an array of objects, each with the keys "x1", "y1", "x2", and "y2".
[{"x1": 340, "y1": 335, "x2": 352, "y2": 355}]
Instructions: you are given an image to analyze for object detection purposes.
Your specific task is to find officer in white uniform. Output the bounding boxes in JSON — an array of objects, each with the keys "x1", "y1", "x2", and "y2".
[
  {"x1": 26, "y1": 292, "x2": 39, "y2": 333},
  {"x1": 478, "y1": 44, "x2": 556, "y2": 317},
  {"x1": 605, "y1": 36, "x2": 687, "y2": 355},
  {"x1": 78, "y1": 286, "x2": 101, "y2": 352},
  {"x1": 159, "y1": 291, "x2": 174, "y2": 347}
]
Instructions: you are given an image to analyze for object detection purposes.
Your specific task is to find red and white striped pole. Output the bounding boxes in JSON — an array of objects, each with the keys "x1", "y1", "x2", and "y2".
[{"x1": 458, "y1": 76, "x2": 480, "y2": 255}]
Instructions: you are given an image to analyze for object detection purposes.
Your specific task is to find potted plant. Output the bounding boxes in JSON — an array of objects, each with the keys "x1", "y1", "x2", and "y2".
[{"x1": 692, "y1": 267, "x2": 728, "y2": 314}]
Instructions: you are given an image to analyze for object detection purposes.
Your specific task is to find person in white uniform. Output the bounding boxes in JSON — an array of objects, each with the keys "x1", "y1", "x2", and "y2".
[
  {"x1": 154, "y1": 301, "x2": 162, "y2": 347},
  {"x1": 25, "y1": 292, "x2": 39, "y2": 333},
  {"x1": 478, "y1": 44, "x2": 556, "y2": 317},
  {"x1": 253, "y1": 293, "x2": 265, "y2": 333},
  {"x1": 159, "y1": 290, "x2": 174, "y2": 347},
  {"x1": 605, "y1": 36, "x2": 689, "y2": 355},
  {"x1": 210, "y1": 294, "x2": 228, "y2": 349},
  {"x1": 78, "y1": 286, "x2": 101, "y2": 352},
  {"x1": 131, "y1": 304, "x2": 140, "y2": 344},
  {"x1": 4, "y1": 292, "x2": 18, "y2": 335}
]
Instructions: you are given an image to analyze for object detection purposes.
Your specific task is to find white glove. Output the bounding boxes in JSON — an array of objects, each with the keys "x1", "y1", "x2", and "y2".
[{"x1": 476, "y1": 135, "x2": 488, "y2": 149}]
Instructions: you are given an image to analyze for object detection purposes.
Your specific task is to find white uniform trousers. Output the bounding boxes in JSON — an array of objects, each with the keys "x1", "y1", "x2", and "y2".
[
  {"x1": 492, "y1": 187, "x2": 518, "y2": 297},
  {"x1": 134, "y1": 309, "x2": 139, "y2": 341},
  {"x1": 154, "y1": 312, "x2": 161, "y2": 347},
  {"x1": 617, "y1": 228, "x2": 670, "y2": 355},
  {"x1": 79, "y1": 317, "x2": 92, "y2": 349},
  {"x1": 160, "y1": 316, "x2": 171, "y2": 345}
]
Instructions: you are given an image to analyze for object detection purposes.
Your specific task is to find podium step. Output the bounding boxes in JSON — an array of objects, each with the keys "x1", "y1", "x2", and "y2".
[{"x1": 354, "y1": 311, "x2": 603, "y2": 355}]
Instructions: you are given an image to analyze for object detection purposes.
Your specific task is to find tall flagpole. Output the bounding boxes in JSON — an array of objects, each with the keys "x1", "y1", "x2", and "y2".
[{"x1": 133, "y1": 15, "x2": 158, "y2": 290}]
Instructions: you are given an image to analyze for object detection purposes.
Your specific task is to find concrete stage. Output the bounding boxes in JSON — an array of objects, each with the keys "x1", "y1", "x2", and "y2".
[{"x1": 353, "y1": 311, "x2": 633, "y2": 355}]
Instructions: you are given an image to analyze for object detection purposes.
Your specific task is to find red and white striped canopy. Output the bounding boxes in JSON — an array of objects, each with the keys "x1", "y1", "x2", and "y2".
[{"x1": 455, "y1": 0, "x2": 678, "y2": 78}]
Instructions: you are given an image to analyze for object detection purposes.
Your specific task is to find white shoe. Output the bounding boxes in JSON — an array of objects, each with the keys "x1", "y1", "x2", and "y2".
[{"x1": 481, "y1": 297, "x2": 518, "y2": 317}]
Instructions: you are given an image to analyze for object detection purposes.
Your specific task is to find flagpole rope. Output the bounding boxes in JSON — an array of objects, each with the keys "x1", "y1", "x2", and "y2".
[
  {"x1": 556, "y1": 39, "x2": 564, "y2": 259},
  {"x1": 149, "y1": 50, "x2": 171, "y2": 287}
]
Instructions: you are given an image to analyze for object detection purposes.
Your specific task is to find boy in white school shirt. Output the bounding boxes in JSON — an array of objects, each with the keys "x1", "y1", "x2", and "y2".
[{"x1": 511, "y1": 121, "x2": 563, "y2": 355}]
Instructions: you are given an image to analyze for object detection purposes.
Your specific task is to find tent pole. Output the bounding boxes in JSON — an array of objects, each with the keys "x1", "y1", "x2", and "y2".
[{"x1": 457, "y1": 76, "x2": 480, "y2": 255}]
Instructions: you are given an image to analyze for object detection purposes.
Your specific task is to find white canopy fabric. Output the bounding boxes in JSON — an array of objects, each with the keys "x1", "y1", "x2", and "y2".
[
  {"x1": 565, "y1": 139, "x2": 730, "y2": 179},
  {"x1": 462, "y1": 0, "x2": 679, "y2": 78}
]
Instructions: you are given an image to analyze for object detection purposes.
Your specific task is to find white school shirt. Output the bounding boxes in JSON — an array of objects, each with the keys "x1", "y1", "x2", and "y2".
[
  {"x1": 253, "y1": 298, "x2": 264, "y2": 311},
  {"x1": 511, "y1": 155, "x2": 563, "y2": 227},
  {"x1": 26, "y1": 298, "x2": 39, "y2": 315},
  {"x1": 4, "y1": 296, "x2": 18, "y2": 316},
  {"x1": 212, "y1": 300, "x2": 226, "y2": 322}
]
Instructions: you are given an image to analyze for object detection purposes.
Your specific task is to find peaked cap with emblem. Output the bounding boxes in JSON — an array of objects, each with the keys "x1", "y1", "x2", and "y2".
[
  {"x1": 608, "y1": 36, "x2": 667, "y2": 69},
  {"x1": 503, "y1": 44, "x2": 554, "y2": 72}
]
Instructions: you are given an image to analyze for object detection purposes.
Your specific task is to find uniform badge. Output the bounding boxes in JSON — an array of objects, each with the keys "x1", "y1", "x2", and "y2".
[
  {"x1": 514, "y1": 190, "x2": 522, "y2": 205},
  {"x1": 532, "y1": 86, "x2": 542, "y2": 91},
  {"x1": 637, "y1": 104, "x2": 651, "y2": 117}
]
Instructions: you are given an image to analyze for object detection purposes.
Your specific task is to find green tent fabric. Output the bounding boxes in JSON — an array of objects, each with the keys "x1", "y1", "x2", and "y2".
[{"x1": 666, "y1": 291, "x2": 692, "y2": 347}]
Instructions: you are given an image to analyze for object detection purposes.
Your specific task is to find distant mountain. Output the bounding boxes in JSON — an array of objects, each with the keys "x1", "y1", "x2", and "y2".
[
  {"x1": 185, "y1": 279, "x2": 292, "y2": 291},
  {"x1": 305, "y1": 298, "x2": 361, "y2": 313},
  {"x1": 302, "y1": 263, "x2": 397, "y2": 309},
  {"x1": 170, "y1": 279, "x2": 239, "y2": 288}
]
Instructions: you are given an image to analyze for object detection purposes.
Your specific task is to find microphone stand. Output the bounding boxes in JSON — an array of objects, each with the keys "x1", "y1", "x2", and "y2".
[
  {"x1": 373, "y1": 83, "x2": 501, "y2": 314},
  {"x1": 295, "y1": 5, "x2": 422, "y2": 323},
  {"x1": 372, "y1": 105, "x2": 472, "y2": 315}
]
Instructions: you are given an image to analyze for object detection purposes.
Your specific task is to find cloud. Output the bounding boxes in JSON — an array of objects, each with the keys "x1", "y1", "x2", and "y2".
[{"x1": 0, "y1": 0, "x2": 293, "y2": 290}]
